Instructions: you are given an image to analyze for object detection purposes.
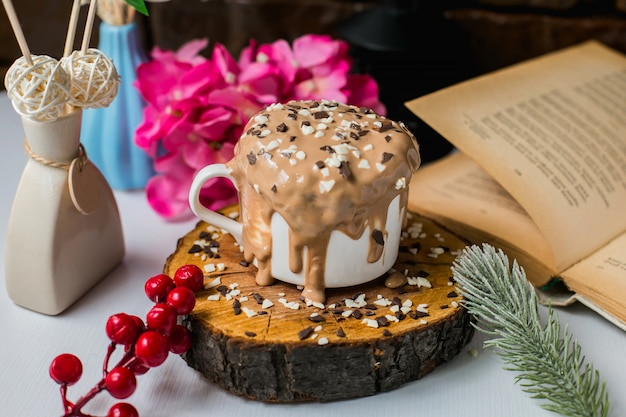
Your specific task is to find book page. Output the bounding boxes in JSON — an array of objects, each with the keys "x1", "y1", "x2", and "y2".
[
  {"x1": 406, "y1": 41, "x2": 626, "y2": 272},
  {"x1": 561, "y1": 233, "x2": 626, "y2": 326},
  {"x1": 409, "y1": 153, "x2": 558, "y2": 281}
]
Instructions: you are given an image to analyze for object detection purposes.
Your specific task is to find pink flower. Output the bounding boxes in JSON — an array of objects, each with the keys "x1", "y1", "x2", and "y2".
[{"x1": 135, "y1": 35, "x2": 384, "y2": 221}]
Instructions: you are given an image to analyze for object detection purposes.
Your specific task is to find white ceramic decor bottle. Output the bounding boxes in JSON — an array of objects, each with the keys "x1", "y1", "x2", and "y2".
[{"x1": 5, "y1": 109, "x2": 125, "y2": 315}]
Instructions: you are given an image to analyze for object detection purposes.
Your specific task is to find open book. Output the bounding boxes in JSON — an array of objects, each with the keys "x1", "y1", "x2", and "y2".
[{"x1": 405, "y1": 41, "x2": 626, "y2": 330}]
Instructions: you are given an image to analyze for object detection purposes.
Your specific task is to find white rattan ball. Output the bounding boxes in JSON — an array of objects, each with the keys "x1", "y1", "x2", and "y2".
[
  {"x1": 4, "y1": 55, "x2": 71, "y2": 122},
  {"x1": 61, "y1": 48, "x2": 120, "y2": 108}
]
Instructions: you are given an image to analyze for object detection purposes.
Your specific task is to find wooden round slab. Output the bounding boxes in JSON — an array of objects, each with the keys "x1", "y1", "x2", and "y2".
[{"x1": 164, "y1": 207, "x2": 474, "y2": 402}]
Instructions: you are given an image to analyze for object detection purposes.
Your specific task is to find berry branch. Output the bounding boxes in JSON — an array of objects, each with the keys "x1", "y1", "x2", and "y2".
[{"x1": 49, "y1": 265, "x2": 205, "y2": 417}]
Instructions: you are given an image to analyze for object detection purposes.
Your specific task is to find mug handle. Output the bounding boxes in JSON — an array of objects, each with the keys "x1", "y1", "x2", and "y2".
[{"x1": 188, "y1": 164, "x2": 243, "y2": 244}]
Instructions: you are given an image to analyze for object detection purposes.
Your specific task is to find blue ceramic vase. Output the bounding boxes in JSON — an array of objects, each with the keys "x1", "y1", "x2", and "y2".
[{"x1": 81, "y1": 21, "x2": 154, "y2": 190}]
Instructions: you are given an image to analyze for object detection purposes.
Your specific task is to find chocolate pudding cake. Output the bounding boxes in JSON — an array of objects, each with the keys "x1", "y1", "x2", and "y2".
[{"x1": 228, "y1": 100, "x2": 421, "y2": 302}]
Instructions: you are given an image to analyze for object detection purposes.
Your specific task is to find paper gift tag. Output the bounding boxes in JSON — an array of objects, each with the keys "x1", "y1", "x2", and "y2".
[{"x1": 68, "y1": 158, "x2": 100, "y2": 215}]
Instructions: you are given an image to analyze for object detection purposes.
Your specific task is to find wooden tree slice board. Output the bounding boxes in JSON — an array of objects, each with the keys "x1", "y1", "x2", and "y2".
[{"x1": 164, "y1": 207, "x2": 474, "y2": 402}]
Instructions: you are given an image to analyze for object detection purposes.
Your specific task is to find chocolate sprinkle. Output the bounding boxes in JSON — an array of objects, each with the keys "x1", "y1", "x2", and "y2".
[
  {"x1": 381, "y1": 152, "x2": 394, "y2": 163},
  {"x1": 372, "y1": 229, "x2": 385, "y2": 246},
  {"x1": 245, "y1": 331, "x2": 256, "y2": 338},
  {"x1": 298, "y1": 326, "x2": 314, "y2": 340},
  {"x1": 351, "y1": 310, "x2": 362, "y2": 319},
  {"x1": 378, "y1": 121, "x2": 393, "y2": 132},
  {"x1": 338, "y1": 161, "x2": 352, "y2": 179},
  {"x1": 239, "y1": 260, "x2": 250, "y2": 267},
  {"x1": 409, "y1": 311, "x2": 429, "y2": 319},
  {"x1": 308, "y1": 314, "x2": 326, "y2": 323},
  {"x1": 376, "y1": 316, "x2": 389, "y2": 327},
  {"x1": 271, "y1": 184, "x2": 278, "y2": 193},
  {"x1": 188, "y1": 244, "x2": 202, "y2": 254},
  {"x1": 252, "y1": 293, "x2": 264, "y2": 304},
  {"x1": 313, "y1": 110, "x2": 329, "y2": 119},
  {"x1": 247, "y1": 151, "x2": 257, "y2": 165},
  {"x1": 315, "y1": 160, "x2": 326, "y2": 169},
  {"x1": 233, "y1": 300, "x2": 242, "y2": 315},
  {"x1": 336, "y1": 328, "x2": 346, "y2": 338},
  {"x1": 384, "y1": 134, "x2": 392, "y2": 142},
  {"x1": 276, "y1": 122, "x2": 288, "y2": 132},
  {"x1": 320, "y1": 145, "x2": 335, "y2": 154},
  {"x1": 382, "y1": 329, "x2": 392, "y2": 337},
  {"x1": 447, "y1": 291, "x2": 459, "y2": 298}
]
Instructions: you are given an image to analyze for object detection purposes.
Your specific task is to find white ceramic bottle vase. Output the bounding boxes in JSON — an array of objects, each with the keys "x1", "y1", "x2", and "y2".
[{"x1": 5, "y1": 110, "x2": 125, "y2": 315}]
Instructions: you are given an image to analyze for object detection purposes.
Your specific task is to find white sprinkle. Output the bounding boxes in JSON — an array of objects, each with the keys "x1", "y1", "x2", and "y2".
[
  {"x1": 402, "y1": 299, "x2": 413, "y2": 308},
  {"x1": 373, "y1": 121, "x2": 382, "y2": 128},
  {"x1": 239, "y1": 296, "x2": 249, "y2": 302},
  {"x1": 207, "y1": 294, "x2": 220, "y2": 301},
  {"x1": 289, "y1": 159, "x2": 297, "y2": 166},
  {"x1": 314, "y1": 325, "x2": 323, "y2": 332},
  {"x1": 352, "y1": 150, "x2": 361, "y2": 159},
  {"x1": 451, "y1": 301, "x2": 459, "y2": 308},
  {"x1": 254, "y1": 114, "x2": 269, "y2": 124},
  {"x1": 301, "y1": 124, "x2": 315, "y2": 135},
  {"x1": 295, "y1": 150, "x2": 306, "y2": 160},
  {"x1": 278, "y1": 292, "x2": 286, "y2": 297},
  {"x1": 253, "y1": 184, "x2": 260, "y2": 193},
  {"x1": 332, "y1": 144, "x2": 350, "y2": 155},
  {"x1": 385, "y1": 314, "x2": 399, "y2": 323},
  {"x1": 341, "y1": 309, "x2": 354, "y2": 318},
  {"x1": 319, "y1": 180, "x2": 336, "y2": 193},
  {"x1": 373, "y1": 298, "x2": 392, "y2": 307},
  {"x1": 314, "y1": 131, "x2": 325, "y2": 138},
  {"x1": 363, "y1": 318, "x2": 379, "y2": 328},
  {"x1": 204, "y1": 264, "x2": 216, "y2": 273},
  {"x1": 317, "y1": 123, "x2": 328, "y2": 130},
  {"x1": 204, "y1": 277, "x2": 221, "y2": 289},
  {"x1": 259, "y1": 129, "x2": 271, "y2": 138},
  {"x1": 262, "y1": 299, "x2": 274, "y2": 309},
  {"x1": 376, "y1": 162, "x2": 386, "y2": 172},
  {"x1": 267, "y1": 139, "x2": 280, "y2": 150},
  {"x1": 401, "y1": 306, "x2": 412, "y2": 314},
  {"x1": 395, "y1": 177, "x2": 406, "y2": 189},
  {"x1": 390, "y1": 305, "x2": 400, "y2": 313},
  {"x1": 363, "y1": 144, "x2": 374, "y2": 151},
  {"x1": 419, "y1": 319, "x2": 428, "y2": 325},
  {"x1": 242, "y1": 307, "x2": 258, "y2": 318},
  {"x1": 217, "y1": 263, "x2": 226, "y2": 272},
  {"x1": 358, "y1": 159, "x2": 371, "y2": 169},
  {"x1": 318, "y1": 337, "x2": 329, "y2": 345},
  {"x1": 228, "y1": 282, "x2": 239, "y2": 290},
  {"x1": 341, "y1": 120, "x2": 351, "y2": 127},
  {"x1": 298, "y1": 109, "x2": 311, "y2": 116},
  {"x1": 320, "y1": 167, "x2": 330, "y2": 177},
  {"x1": 416, "y1": 304, "x2": 429, "y2": 313},
  {"x1": 312, "y1": 301, "x2": 325, "y2": 309}
]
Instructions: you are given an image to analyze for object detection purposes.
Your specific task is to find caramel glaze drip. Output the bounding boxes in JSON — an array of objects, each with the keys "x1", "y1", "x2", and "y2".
[{"x1": 228, "y1": 100, "x2": 421, "y2": 303}]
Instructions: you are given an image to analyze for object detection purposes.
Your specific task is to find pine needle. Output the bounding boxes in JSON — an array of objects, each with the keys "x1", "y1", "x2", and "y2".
[{"x1": 451, "y1": 244, "x2": 610, "y2": 417}]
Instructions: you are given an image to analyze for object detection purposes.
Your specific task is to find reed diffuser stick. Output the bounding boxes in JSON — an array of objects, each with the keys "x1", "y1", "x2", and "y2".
[
  {"x1": 63, "y1": 0, "x2": 83, "y2": 57},
  {"x1": 80, "y1": 0, "x2": 99, "y2": 54},
  {"x1": 1, "y1": 0, "x2": 33, "y2": 65}
]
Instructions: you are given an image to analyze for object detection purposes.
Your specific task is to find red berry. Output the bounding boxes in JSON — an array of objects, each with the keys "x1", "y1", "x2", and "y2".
[
  {"x1": 169, "y1": 324, "x2": 192, "y2": 354},
  {"x1": 135, "y1": 331, "x2": 169, "y2": 367},
  {"x1": 146, "y1": 303, "x2": 177, "y2": 335},
  {"x1": 107, "y1": 403, "x2": 139, "y2": 417},
  {"x1": 144, "y1": 274, "x2": 175, "y2": 303},
  {"x1": 106, "y1": 313, "x2": 141, "y2": 345},
  {"x1": 173, "y1": 264, "x2": 204, "y2": 292},
  {"x1": 49, "y1": 353, "x2": 83, "y2": 385},
  {"x1": 127, "y1": 359, "x2": 150, "y2": 376},
  {"x1": 105, "y1": 367, "x2": 137, "y2": 399},
  {"x1": 166, "y1": 286, "x2": 196, "y2": 315}
]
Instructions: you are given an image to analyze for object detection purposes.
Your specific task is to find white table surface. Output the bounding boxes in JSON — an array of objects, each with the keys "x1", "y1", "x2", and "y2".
[{"x1": 0, "y1": 91, "x2": 624, "y2": 417}]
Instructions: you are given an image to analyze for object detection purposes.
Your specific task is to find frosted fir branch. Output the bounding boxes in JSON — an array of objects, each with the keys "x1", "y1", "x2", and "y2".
[{"x1": 451, "y1": 244, "x2": 610, "y2": 417}]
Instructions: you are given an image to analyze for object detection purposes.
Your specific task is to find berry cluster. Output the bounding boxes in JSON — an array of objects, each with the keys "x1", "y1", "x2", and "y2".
[{"x1": 49, "y1": 265, "x2": 204, "y2": 417}]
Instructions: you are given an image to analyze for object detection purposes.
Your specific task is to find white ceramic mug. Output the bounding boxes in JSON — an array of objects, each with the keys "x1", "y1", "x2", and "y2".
[{"x1": 188, "y1": 163, "x2": 403, "y2": 288}]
